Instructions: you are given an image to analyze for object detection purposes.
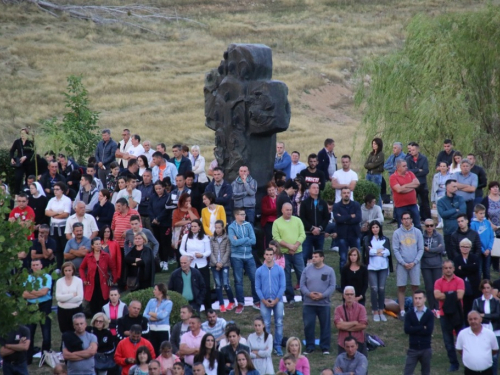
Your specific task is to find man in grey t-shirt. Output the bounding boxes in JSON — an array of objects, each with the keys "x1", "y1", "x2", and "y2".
[
  {"x1": 300, "y1": 250, "x2": 336, "y2": 355},
  {"x1": 62, "y1": 313, "x2": 98, "y2": 375}
]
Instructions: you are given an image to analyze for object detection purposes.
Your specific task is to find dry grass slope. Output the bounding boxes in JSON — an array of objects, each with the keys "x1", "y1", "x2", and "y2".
[{"x1": 0, "y1": 0, "x2": 486, "y2": 169}]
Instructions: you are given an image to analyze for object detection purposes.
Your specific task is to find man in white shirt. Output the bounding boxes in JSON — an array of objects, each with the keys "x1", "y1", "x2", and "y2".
[
  {"x1": 143, "y1": 140, "x2": 155, "y2": 164},
  {"x1": 331, "y1": 155, "x2": 358, "y2": 203},
  {"x1": 45, "y1": 181, "x2": 72, "y2": 269},
  {"x1": 115, "y1": 176, "x2": 142, "y2": 210},
  {"x1": 115, "y1": 128, "x2": 133, "y2": 169},
  {"x1": 124, "y1": 134, "x2": 145, "y2": 161},
  {"x1": 290, "y1": 151, "x2": 307, "y2": 179},
  {"x1": 456, "y1": 310, "x2": 499, "y2": 374},
  {"x1": 65, "y1": 201, "x2": 99, "y2": 240}
]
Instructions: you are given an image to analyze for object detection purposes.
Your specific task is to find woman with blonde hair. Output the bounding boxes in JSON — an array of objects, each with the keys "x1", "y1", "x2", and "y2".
[
  {"x1": 191, "y1": 145, "x2": 208, "y2": 183},
  {"x1": 278, "y1": 337, "x2": 310, "y2": 375},
  {"x1": 87, "y1": 312, "x2": 115, "y2": 375},
  {"x1": 125, "y1": 232, "x2": 156, "y2": 291}
]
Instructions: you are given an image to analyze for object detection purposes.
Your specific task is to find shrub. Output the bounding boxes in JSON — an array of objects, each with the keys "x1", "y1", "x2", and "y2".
[
  {"x1": 122, "y1": 289, "x2": 188, "y2": 326},
  {"x1": 353, "y1": 179, "x2": 380, "y2": 205},
  {"x1": 320, "y1": 181, "x2": 336, "y2": 203},
  {"x1": 0, "y1": 148, "x2": 16, "y2": 191}
]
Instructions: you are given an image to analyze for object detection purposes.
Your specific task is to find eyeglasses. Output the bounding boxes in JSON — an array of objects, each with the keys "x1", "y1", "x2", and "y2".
[
  {"x1": 402, "y1": 217, "x2": 412, "y2": 220},
  {"x1": 237, "y1": 213, "x2": 246, "y2": 216},
  {"x1": 425, "y1": 224, "x2": 434, "y2": 227},
  {"x1": 95, "y1": 320, "x2": 104, "y2": 323},
  {"x1": 460, "y1": 246, "x2": 471, "y2": 249},
  {"x1": 53, "y1": 188, "x2": 61, "y2": 191},
  {"x1": 344, "y1": 293, "x2": 355, "y2": 296}
]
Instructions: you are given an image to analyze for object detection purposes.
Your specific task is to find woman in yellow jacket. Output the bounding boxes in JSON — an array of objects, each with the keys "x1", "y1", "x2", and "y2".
[{"x1": 201, "y1": 192, "x2": 227, "y2": 236}]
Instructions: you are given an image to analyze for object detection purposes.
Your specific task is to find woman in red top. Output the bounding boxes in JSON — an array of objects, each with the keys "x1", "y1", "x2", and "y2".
[
  {"x1": 261, "y1": 181, "x2": 278, "y2": 248},
  {"x1": 80, "y1": 237, "x2": 117, "y2": 316},
  {"x1": 171, "y1": 193, "x2": 200, "y2": 250},
  {"x1": 99, "y1": 225, "x2": 121, "y2": 281}
]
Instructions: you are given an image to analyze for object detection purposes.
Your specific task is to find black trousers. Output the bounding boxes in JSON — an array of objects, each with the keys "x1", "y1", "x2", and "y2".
[
  {"x1": 465, "y1": 367, "x2": 493, "y2": 375},
  {"x1": 415, "y1": 184, "x2": 431, "y2": 221},
  {"x1": 195, "y1": 265, "x2": 212, "y2": 311},
  {"x1": 57, "y1": 305, "x2": 83, "y2": 334}
]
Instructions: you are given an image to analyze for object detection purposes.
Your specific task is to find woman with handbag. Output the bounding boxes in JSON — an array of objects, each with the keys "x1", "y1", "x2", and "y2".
[
  {"x1": 100, "y1": 225, "x2": 122, "y2": 282},
  {"x1": 125, "y1": 232, "x2": 156, "y2": 291},
  {"x1": 454, "y1": 238, "x2": 481, "y2": 324},
  {"x1": 179, "y1": 219, "x2": 212, "y2": 310},
  {"x1": 80, "y1": 237, "x2": 117, "y2": 316},
  {"x1": 9, "y1": 127, "x2": 34, "y2": 194},
  {"x1": 143, "y1": 283, "x2": 173, "y2": 356},
  {"x1": 55, "y1": 262, "x2": 84, "y2": 333},
  {"x1": 171, "y1": 193, "x2": 199, "y2": 251},
  {"x1": 87, "y1": 312, "x2": 116, "y2": 375}
]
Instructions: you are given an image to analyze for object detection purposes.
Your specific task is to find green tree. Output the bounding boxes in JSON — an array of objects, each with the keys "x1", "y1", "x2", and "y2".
[
  {"x1": 355, "y1": 7, "x2": 500, "y2": 180},
  {"x1": 0, "y1": 190, "x2": 52, "y2": 338},
  {"x1": 40, "y1": 75, "x2": 100, "y2": 164}
]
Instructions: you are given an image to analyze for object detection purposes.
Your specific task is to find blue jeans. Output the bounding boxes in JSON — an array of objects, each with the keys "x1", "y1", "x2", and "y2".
[
  {"x1": 366, "y1": 173, "x2": 383, "y2": 207},
  {"x1": 338, "y1": 237, "x2": 360, "y2": 271},
  {"x1": 211, "y1": 266, "x2": 235, "y2": 306},
  {"x1": 440, "y1": 315, "x2": 462, "y2": 368},
  {"x1": 2, "y1": 361, "x2": 29, "y2": 375},
  {"x1": 243, "y1": 208, "x2": 255, "y2": 226},
  {"x1": 394, "y1": 205, "x2": 422, "y2": 231},
  {"x1": 230, "y1": 257, "x2": 259, "y2": 304},
  {"x1": 302, "y1": 234, "x2": 325, "y2": 263},
  {"x1": 303, "y1": 305, "x2": 331, "y2": 351},
  {"x1": 368, "y1": 269, "x2": 388, "y2": 311},
  {"x1": 284, "y1": 253, "x2": 305, "y2": 302},
  {"x1": 260, "y1": 301, "x2": 284, "y2": 348},
  {"x1": 28, "y1": 300, "x2": 52, "y2": 361}
]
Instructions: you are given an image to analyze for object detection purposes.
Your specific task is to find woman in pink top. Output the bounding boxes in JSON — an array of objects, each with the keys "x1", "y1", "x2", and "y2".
[
  {"x1": 269, "y1": 240, "x2": 285, "y2": 269},
  {"x1": 278, "y1": 337, "x2": 310, "y2": 375},
  {"x1": 156, "y1": 341, "x2": 180, "y2": 375}
]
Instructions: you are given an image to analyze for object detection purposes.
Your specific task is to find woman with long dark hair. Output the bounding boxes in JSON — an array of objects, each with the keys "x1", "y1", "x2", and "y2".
[
  {"x1": 341, "y1": 248, "x2": 368, "y2": 306},
  {"x1": 247, "y1": 316, "x2": 273, "y2": 375},
  {"x1": 364, "y1": 137, "x2": 385, "y2": 207},
  {"x1": 138, "y1": 155, "x2": 149, "y2": 177},
  {"x1": 129, "y1": 346, "x2": 153, "y2": 375},
  {"x1": 179, "y1": 219, "x2": 211, "y2": 310},
  {"x1": 230, "y1": 351, "x2": 260, "y2": 375},
  {"x1": 194, "y1": 333, "x2": 226, "y2": 375},
  {"x1": 363, "y1": 220, "x2": 392, "y2": 322}
]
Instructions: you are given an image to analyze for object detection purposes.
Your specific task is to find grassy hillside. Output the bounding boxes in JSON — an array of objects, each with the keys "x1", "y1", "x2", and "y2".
[{"x1": 0, "y1": 0, "x2": 485, "y2": 167}]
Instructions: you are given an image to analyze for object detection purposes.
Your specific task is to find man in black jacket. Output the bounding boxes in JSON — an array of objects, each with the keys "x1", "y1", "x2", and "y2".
[
  {"x1": 168, "y1": 256, "x2": 206, "y2": 313},
  {"x1": 299, "y1": 183, "x2": 330, "y2": 264},
  {"x1": 40, "y1": 160, "x2": 67, "y2": 199},
  {"x1": 449, "y1": 214, "x2": 482, "y2": 260},
  {"x1": 467, "y1": 153, "x2": 488, "y2": 205},
  {"x1": 171, "y1": 144, "x2": 192, "y2": 177},
  {"x1": 406, "y1": 143, "x2": 431, "y2": 221},
  {"x1": 404, "y1": 289, "x2": 434, "y2": 375},
  {"x1": 117, "y1": 300, "x2": 150, "y2": 340}
]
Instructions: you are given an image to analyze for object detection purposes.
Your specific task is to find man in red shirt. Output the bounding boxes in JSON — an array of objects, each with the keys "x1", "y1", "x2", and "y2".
[
  {"x1": 434, "y1": 259, "x2": 465, "y2": 372},
  {"x1": 114, "y1": 324, "x2": 155, "y2": 375},
  {"x1": 389, "y1": 159, "x2": 421, "y2": 230},
  {"x1": 9, "y1": 193, "x2": 36, "y2": 268}
]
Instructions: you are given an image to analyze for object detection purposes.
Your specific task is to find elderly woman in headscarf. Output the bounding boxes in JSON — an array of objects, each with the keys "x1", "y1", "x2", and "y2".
[{"x1": 28, "y1": 182, "x2": 49, "y2": 230}]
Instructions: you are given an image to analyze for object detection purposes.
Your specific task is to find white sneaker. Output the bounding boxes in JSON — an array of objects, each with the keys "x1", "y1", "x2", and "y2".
[
  {"x1": 373, "y1": 314, "x2": 380, "y2": 322},
  {"x1": 162, "y1": 262, "x2": 169, "y2": 271},
  {"x1": 331, "y1": 246, "x2": 339, "y2": 252},
  {"x1": 436, "y1": 222, "x2": 443, "y2": 229},
  {"x1": 380, "y1": 314, "x2": 387, "y2": 322}
]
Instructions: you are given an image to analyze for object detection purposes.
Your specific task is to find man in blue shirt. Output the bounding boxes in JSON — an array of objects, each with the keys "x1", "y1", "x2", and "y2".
[
  {"x1": 22, "y1": 259, "x2": 52, "y2": 364},
  {"x1": 63, "y1": 222, "x2": 91, "y2": 273}
]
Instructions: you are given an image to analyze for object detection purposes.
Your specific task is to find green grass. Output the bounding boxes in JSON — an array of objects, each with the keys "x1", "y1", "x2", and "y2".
[{"x1": 29, "y1": 219, "x2": 500, "y2": 374}]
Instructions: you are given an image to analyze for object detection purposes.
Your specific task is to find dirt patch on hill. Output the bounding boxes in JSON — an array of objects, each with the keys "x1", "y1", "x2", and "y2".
[{"x1": 300, "y1": 83, "x2": 360, "y2": 128}]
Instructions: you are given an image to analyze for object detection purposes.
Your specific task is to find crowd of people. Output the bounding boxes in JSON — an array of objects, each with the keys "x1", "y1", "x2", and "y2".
[{"x1": 2, "y1": 129, "x2": 500, "y2": 375}]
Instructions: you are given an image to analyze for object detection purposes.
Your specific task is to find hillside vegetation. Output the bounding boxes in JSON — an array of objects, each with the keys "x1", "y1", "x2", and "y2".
[{"x1": 0, "y1": 0, "x2": 485, "y2": 166}]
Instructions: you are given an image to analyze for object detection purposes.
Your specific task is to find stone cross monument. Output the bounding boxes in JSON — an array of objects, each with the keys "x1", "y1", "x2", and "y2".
[{"x1": 204, "y1": 44, "x2": 291, "y2": 188}]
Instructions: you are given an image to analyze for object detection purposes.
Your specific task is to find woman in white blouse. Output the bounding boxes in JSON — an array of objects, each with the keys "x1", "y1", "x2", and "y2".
[
  {"x1": 56, "y1": 261, "x2": 84, "y2": 333},
  {"x1": 191, "y1": 145, "x2": 208, "y2": 183},
  {"x1": 247, "y1": 316, "x2": 274, "y2": 375},
  {"x1": 362, "y1": 220, "x2": 392, "y2": 322},
  {"x1": 179, "y1": 219, "x2": 212, "y2": 310}
]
